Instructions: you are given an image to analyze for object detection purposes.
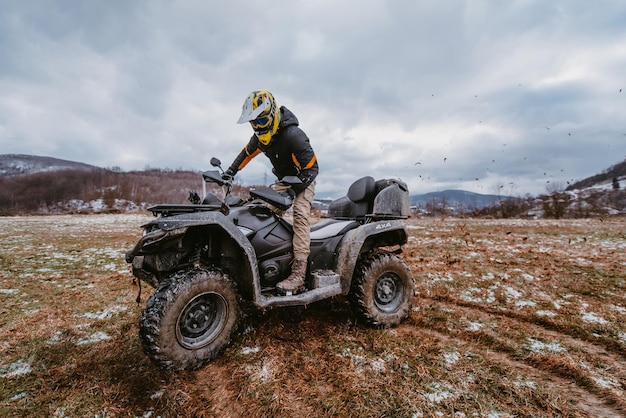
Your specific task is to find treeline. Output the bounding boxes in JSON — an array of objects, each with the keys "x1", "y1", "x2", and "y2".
[
  {"x1": 2, "y1": 168, "x2": 624, "y2": 218},
  {"x1": 417, "y1": 188, "x2": 626, "y2": 219},
  {"x1": 0, "y1": 168, "x2": 207, "y2": 215}
]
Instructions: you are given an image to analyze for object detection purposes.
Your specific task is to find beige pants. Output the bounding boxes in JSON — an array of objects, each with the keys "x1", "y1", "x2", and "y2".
[{"x1": 272, "y1": 180, "x2": 316, "y2": 261}]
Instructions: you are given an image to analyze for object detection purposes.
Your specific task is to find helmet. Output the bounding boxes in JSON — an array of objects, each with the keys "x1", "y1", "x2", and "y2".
[{"x1": 237, "y1": 90, "x2": 280, "y2": 145}]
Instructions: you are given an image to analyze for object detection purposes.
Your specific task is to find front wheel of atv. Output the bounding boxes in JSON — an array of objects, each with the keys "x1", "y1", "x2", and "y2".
[
  {"x1": 350, "y1": 252, "x2": 414, "y2": 328},
  {"x1": 139, "y1": 268, "x2": 240, "y2": 370}
]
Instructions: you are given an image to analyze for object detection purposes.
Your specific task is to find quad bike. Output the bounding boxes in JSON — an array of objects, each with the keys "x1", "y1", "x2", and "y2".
[{"x1": 125, "y1": 158, "x2": 414, "y2": 370}]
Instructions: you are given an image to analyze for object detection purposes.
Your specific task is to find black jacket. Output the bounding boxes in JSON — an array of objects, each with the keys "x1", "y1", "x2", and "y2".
[{"x1": 228, "y1": 106, "x2": 318, "y2": 193}]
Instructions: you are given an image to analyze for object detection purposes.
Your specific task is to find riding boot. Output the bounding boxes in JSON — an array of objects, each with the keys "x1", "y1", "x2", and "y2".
[{"x1": 276, "y1": 258, "x2": 307, "y2": 294}]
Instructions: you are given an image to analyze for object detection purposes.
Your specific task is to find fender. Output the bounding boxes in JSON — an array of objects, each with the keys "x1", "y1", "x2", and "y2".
[
  {"x1": 127, "y1": 211, "x2": 263, "y2": 302},
  {"x1": 336, "y1": 219, "x2": 408, "y2": 292}
]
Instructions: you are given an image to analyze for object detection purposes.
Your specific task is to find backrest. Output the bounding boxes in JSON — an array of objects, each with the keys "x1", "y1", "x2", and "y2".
[
  {"x1": 328, "y1": 176, "x2": 376, "y2": 220},
  {"x1": 347, "y1": 176, "x2": 376, "y2": 218}
]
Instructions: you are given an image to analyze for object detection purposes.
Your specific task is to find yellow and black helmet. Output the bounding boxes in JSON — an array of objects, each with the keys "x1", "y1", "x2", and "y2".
[{"x1": 237, "y1": 90, "x2": 281, "y2": 145}]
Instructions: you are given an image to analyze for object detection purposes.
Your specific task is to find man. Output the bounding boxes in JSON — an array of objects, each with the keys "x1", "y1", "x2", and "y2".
[{"x1": 223, "y1": 90, "x2": 318, "y2": 294}]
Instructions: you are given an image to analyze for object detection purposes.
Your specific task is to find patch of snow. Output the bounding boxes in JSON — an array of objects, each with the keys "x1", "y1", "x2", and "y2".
[
  {"x1": 0, "y1": 288, "x2": 19, "y2": 294},
  {"x1": 593, "y1": 376, "x2": 619, "y2": 389},
  {"x1": 46, "y1": 331, "x2": 64, "y2": 345},
  {"x1": 504, "y1": 286, "x2": 522, "y2": 300},
  {"x1": 513, "y1": 380, "x2": 537, "y2": 389},
  {"x1": 466, "y1": 321, "x2": 484, "y2": 332},
  {"x1": 0, "y1": 359, "x2": 33, "y2": 378},
  {"x1": 78, "y1": 305, "x2": 127, "y2": 320},
  {"x1": 241, "y1": 346, "x2": 260, "y2": 355},
  {"x1": 76, "y1": 331, "x2": 111, "y2": 345},
  {"x1": 461, "y1": 287, "x2": 495, "y2": 304},
  {"x1": 340, "y1": 347, "x2": 367, "y2": 370},
  {"x1": 521, "y1": 273, "x2": 535, "y2": 281},
  {"x1": 515, "y1": 300, "x2": 537, "y2": 308},
  {"x1": 428, "y1": 272, "x2": 454, "y2": 283},
  {"x1": 9, "y1": 392, "x2": 29, "y2": 401},
  {"x1": 443, "y1": 351, "x2": 460, "y2": 366},
  {"x1": 423, "y1": 383, "x2": 455, "y2": 403},
  {"x1": 526, "y1": 338, "x2": 566, "y2": 354},
  {"x1": 150, "y1": 390, "x2": 164, "y2": 400},
  {"x1": 575, "y1": 257, "x2": 592, "y2": 266},
  {"x1": 536, "y1": 310, "x2": 557, "y2": 318},
  {"x1": 370, "y1": 358, "x2": 386, "y2": 372},
  {"x1": 581, "y1": 312, "x2": 608, "y2": 325}
]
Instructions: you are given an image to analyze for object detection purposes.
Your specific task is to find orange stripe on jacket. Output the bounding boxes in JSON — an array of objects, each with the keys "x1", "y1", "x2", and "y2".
[
  {"x1": 292, "y1": 153, "x2": 316, "y2": 170},
  {"x1": 237, "y1": 147, "x2": 262, "y2": 171}
]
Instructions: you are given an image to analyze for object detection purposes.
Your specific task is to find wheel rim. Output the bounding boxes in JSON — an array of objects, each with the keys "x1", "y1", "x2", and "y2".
[
  {"x1": 374, "y1": 273, "x2": 404, "y2": 313},
  {"x1": 176, "y1": 292, "x2": 228, "y2": 349}
]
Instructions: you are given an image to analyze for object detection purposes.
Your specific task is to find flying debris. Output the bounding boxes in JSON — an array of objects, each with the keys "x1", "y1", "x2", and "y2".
[
  {"x1": 444, "y1": 157, "x2": 447, "y2": 162},
  {"x1": 414, "y1": 162, "x2": 421, "y2": 165}
]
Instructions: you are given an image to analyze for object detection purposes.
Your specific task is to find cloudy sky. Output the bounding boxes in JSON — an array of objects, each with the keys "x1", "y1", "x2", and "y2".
[{"x1": 1, "y1": 1, "x2": 625, "y2": 198}]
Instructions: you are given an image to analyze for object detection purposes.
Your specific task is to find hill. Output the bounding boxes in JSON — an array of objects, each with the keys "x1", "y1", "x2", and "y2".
[
  {"x1": 0, "y1": 154, "x2": 98, "y2": 177},
  {"x1": 566, "y1": 157, "x2": 626, "y2": 191},
  {"x1": 410, "y1": 189, "x2": 509, "y2": 212}
]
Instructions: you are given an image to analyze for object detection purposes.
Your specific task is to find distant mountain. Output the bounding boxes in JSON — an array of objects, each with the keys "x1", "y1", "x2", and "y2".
[
  {"x1": 0, "y1": 154, "x2": 98, "y2": 177},
  {"x1": 411, "y1": 189, "x2": 511, "y2": 210},
  {"x1": 565, "y1": 157, "x2": 626, "y2": 191}
]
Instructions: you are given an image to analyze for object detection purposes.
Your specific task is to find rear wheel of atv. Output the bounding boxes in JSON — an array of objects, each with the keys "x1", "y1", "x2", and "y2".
[
  {"x1": 350, "y1": 252, "x2": 414, "y2": 328},
  {"x1": 139, "y1": 268, "x2": 240, "y2": 370}
]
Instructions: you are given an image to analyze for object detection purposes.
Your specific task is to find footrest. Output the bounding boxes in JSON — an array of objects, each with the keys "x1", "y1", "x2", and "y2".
[{"x1": 311, "y1": 270, "x2": 340, "y2": 288}]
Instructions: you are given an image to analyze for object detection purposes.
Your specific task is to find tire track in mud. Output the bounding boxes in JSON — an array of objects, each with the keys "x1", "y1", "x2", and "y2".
[{"x1": 407, "y1": 296, "x2": 626, "y2": 416}]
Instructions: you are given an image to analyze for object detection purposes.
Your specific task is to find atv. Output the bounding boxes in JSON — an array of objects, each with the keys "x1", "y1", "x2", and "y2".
[{"x1": 125, "y1": 158, "x2": 414, "y2": 370}]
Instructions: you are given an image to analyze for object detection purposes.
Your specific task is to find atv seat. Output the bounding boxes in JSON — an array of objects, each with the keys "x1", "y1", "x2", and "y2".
[{"x1": 327, "y1": 176, "x2": 410, "y2": 221}]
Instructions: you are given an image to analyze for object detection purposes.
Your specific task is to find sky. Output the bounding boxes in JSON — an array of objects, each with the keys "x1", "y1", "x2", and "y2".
[{"x1": 1, "y1": 0, "x2": 625, "y2": 199}]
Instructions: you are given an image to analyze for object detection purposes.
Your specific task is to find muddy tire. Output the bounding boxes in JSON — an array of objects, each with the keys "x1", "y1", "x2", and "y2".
[
  {"x1": 350, "y1": 252, "x2": 414, "y2": 328},
  {"x1": 139, "y1": 268, "x2": 240, "y2": 370}
]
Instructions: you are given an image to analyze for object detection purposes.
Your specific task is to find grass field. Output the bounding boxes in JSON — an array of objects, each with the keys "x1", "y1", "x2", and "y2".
[{"x1": 0, "y1": 214, "x2": 624, "y2": 417}]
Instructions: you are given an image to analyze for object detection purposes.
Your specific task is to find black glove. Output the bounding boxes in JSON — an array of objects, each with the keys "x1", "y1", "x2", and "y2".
[
  {"x1": 280, "y1": 188, "x2": 296, "y2": 200},
  {"x1": 188, "y1": 191, "x2": 201, "y2": 204},
  {"x1": 222, "y1": 169, "x2": 235, "y2": 181}
]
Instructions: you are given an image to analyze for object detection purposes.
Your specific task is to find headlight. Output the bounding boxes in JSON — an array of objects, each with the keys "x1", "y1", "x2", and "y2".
[{"x1": 238, "y1": 226, "x2": 253, "y2": 236}]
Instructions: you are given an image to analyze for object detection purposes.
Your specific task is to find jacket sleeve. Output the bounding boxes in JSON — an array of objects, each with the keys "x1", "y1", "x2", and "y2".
[{"x1": 227, "y1": 136, "x2": 262, "y2": 174}]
